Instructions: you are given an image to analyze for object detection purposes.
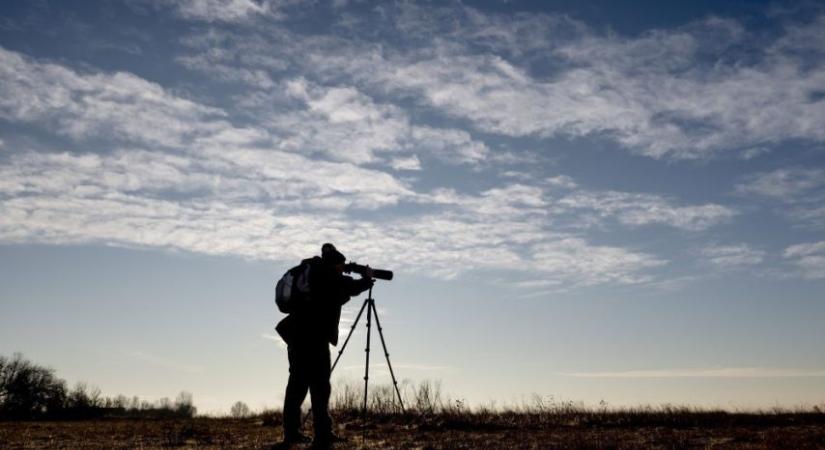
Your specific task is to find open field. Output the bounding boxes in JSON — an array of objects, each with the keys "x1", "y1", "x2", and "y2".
[
  {"x1": 2, "y1": 409, "x2": 825, "y2": 449},
  {"x1": 2, "y1": 355, "x2": 825, "y2": 449}
]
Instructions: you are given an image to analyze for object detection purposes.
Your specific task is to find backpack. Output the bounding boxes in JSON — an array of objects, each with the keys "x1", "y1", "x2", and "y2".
[{"x1": 275, "y1": 260, "x2": 312, "y2": 314}]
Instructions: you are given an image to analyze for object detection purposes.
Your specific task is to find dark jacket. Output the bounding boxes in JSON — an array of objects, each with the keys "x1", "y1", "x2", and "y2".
[{"x1": 276, "y1": 257, "x2": 372, "y2": 346}]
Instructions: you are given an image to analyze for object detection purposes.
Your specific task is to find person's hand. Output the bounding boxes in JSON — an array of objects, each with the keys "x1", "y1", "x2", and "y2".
[
  {"x1": 363, "y1": 266, "x2": 374, "y2": 279},
  {"x1": 363, "y1": 277, "x2": 375, "y2": 290}
]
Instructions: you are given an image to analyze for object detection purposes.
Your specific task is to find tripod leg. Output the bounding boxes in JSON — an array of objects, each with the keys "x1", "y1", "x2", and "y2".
[
  {"x1": 331, "y1": 297, "x2": 369, "y2": 373},
  {"x1": 370, "y1": 301, "x2": 405, "y2": 412},
  {"x1": 363, "y1": 295, "x2": 373, "y2": 443}
]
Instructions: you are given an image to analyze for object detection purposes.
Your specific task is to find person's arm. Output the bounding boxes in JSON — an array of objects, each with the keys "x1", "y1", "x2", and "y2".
[
  {"x1": 332, "y1": 275, "x2": 373, "y2": 306},
  {"x1": 347, "y1": 275, "x2": 374, "y2": 296}
]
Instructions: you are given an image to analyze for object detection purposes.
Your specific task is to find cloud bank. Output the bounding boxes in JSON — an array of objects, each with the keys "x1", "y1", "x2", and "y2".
[
  {"x1": 177, "y1": 4, "x2": 825, "y2": 160},
  {"x1": 2, "y1": 2, "x2": 824, "y2": 289}
]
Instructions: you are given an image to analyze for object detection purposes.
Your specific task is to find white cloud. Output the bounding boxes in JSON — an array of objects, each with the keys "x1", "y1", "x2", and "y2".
[
  {"x1": 558, "y1": 191, "x2": 735, "y2": 231},
  {"x1": 1, "y1": 45, "x2": 747, "y2": 289},
  {"x1": 163, "y1": 0, "x2": 286, "y2": 23},
  {"x1": 783, "y1": 241, "x2": 825, "y2": 279},
  {"x1": 170, "y1": 5, "x2": 825, "y2": 161},
  {"x1": 408, "y1": 126, "x2": 489, "y2": 165},
  {"x1": 736, "y1": 168, "x2": 825, "y2": 199},
  {"x1": 0, "y1": 47, "x2": 419, "y2": 207},
  {"x1": 784, "y1": 241, "x2": 825, "y2": 258},
  {"x1": 0, "y1": 147, "x2": 669, "y2": 286},
  {"x1": 700, "y1": 244, "x2": 765, "y2": 268},
  {"x1": 791, "y1": 205, "x2": 825, "y2": 230},
  {"x1": 275, "y1": 82, "x2": 411, "y2": 164},
  {"x1": 0, "y1": 145, "x2": 420, "y2": 268},
  {"x1": 0, "y1": 46, "x2": 225, "y2": 149},
  {"x1": 736, "y1": 168, "x2": 825, "y2": 229},
  {"x1": 2, "y1": 148, "x2": 413, "y2": 209},
  {"x1": 740, "y1": 147, "x2": 771, "y2": 160},
  {"x1": 0, "y1": 47, "x2": 707, "y2": 289},
  {"x1": 175, "y1": 29, "x2": 289, "y2": 87},
  {"x1": 561, "y1": 367, "x2": 825, "y2": 378},
  {"x1": 271, "y1": 79, "x2": 493, "y2": 168},
  {"x1": 529, "y1": 238, "x2": 665, "y2": 285},
  {"x1": 390, "y1": 156, "x2": 421, "y2": 171},
  {"x1": 304, "y1": 7, "x2": 825, "y2": 160},
  {"x1": 545, "y1": 175, "x2": 578, "y2": 189},
  {"x1": 424, "y1": 184, "x2": 548, "y2": 219},
  {"x1": 422, "y1": 180, "x2": 734, "y2": 233},
  {"x1": 177, "y1": 54, "x2": 276, "y2": 88}
]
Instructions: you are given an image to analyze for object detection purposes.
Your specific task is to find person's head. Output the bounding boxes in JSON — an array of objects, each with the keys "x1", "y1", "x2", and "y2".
[{"x1": 321, "y1": 243, "x2": 346, "y2": 272}]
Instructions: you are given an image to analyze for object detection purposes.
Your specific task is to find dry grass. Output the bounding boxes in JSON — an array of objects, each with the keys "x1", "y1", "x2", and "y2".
[
  {"x1": 5, "y1": 356, "x2": 823, "y2": 448},
  {"x1": 2, "y1": 382, "x2": 824, "y2": 449},
  {"x1": 2, "y1": 411, "x2": 825, "y2": 449}
]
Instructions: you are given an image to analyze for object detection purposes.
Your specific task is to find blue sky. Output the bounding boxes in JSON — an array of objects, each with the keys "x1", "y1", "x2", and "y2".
[{"x1": 1, "y1": 0, "x2": 824, "y2": 414}]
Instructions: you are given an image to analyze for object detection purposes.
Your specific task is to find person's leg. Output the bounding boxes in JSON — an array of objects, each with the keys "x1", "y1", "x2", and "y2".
[
  {"x1": 308, "y1": 343, "x2": 333, "y2": 440},
  {"x1": 283, "y1": 345, "x2": 310, "y2": 439}
]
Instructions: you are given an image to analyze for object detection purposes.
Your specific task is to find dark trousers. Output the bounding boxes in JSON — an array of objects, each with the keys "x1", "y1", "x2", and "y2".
[{"x1": 283, "y1": 340, "x2": 332, "y2": 439}]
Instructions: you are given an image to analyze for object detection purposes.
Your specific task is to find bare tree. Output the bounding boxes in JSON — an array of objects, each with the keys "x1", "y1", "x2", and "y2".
[
  {"x1": 175, "y1": 391, "x2": 197, "y2": 417},
  {"x1": 0, "y1": 353, "x2": 66, "y2": 419},
  {"x1": 230, "y1": 401, "x2": 251, "y2": 418}
]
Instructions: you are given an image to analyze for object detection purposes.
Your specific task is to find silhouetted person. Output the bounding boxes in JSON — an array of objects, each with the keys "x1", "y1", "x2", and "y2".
[{"x1": 276, "y1": 243, "x2": 373, "y2": 448}]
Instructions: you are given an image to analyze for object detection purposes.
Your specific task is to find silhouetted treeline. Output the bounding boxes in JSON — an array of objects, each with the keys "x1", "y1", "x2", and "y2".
[{"x1": 0, "y1": 353, "x2": 196, "y2": 420}]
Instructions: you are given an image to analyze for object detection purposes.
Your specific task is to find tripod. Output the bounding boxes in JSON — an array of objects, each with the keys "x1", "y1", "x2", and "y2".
[{"x1": 332, "y1": 286, "x2": 405, "y2": 441}]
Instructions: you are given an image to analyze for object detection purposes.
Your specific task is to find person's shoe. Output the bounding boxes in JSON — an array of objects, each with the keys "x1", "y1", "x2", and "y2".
[{"x1": 282, "y1": 432, "x2": 312, "y2": 444}]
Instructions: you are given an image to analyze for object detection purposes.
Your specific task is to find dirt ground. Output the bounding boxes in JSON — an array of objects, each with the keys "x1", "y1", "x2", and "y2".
[{"x1": 1, "y1": 417, "x2": 825, "y2": 449}]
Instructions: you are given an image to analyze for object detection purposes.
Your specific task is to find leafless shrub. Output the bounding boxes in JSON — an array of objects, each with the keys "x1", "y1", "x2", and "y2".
[
  {"x1": 230, "y1": 401, "x2": 251, "y2": 418},
  {"x1": 412, "y1": 380, "x2": 442, "y2": 415}
]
